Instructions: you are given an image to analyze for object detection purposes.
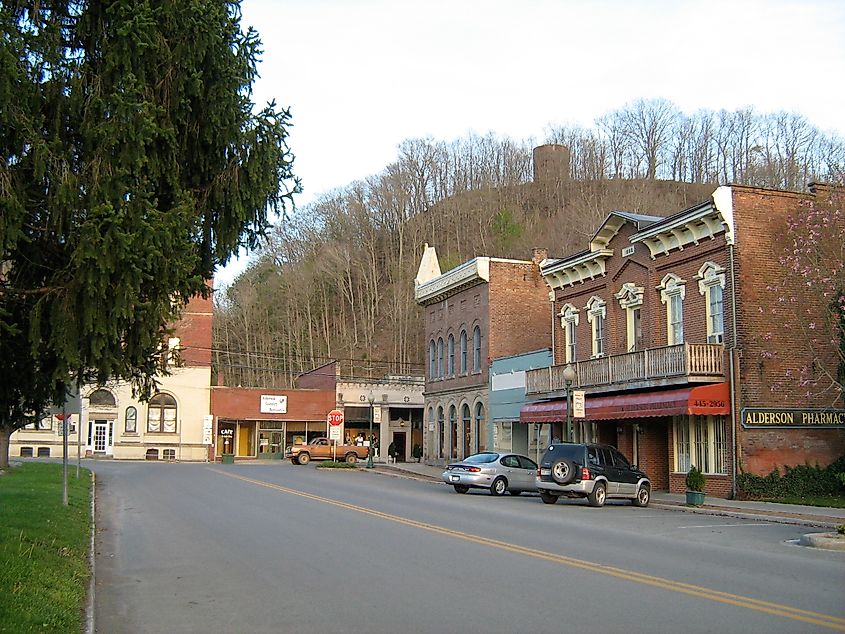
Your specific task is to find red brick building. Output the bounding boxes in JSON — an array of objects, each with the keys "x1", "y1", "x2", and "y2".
[
  {"x1": 521, "y1": 184, "x2": 844, "y2": 497},
  {"x1": 415, "y1": 245, "x2": 551, "y2": 463}
]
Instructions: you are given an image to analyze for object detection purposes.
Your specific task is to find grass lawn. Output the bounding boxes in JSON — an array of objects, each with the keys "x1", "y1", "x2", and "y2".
[
  {"x1": 766, "y1": 495, "x2": 845, "y2": 509},
  {"x1": 0, "y1": 462, "x2": 93, "y2": 633}
]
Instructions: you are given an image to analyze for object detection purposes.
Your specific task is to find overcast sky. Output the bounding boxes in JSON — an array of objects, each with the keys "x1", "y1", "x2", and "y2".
[{"x1": 218, "y1": 0, "x2": 845, "y2": 284}]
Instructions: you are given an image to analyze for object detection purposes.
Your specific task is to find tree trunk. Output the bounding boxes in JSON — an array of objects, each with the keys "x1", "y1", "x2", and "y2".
[{"x1": 0, "y1": 427, "x2": 12, "y2": 470}]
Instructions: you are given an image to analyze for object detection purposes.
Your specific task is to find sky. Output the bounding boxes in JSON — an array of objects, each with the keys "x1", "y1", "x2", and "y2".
[{"x1": 217, "y1": 0, "x2": 845, "y2": 285}]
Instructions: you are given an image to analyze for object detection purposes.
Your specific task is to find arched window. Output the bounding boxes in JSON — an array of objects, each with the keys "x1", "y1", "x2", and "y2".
[
  {"x1": 474, "y1": 402, "x2": 486, "y2": 452},
  {"x1": 559, "y1": 303, "x2": 580, "y2": 363},
  {"x1": 459, "y1": 330, "x2": 468, "y2": 374},
  {"x1": 125, "y1": 407, "x2": 137, "y2": 434},
  {"x1": 89, "y1": 389, "x2": 116, "y2": 408},
  {"x1": 447, "y1": 334, "x2": 455, "y2": 376},
  {"x1": 462, "y1": 404, "x2": 471, "y2": 457},
  {"x1": 697, "y1": 262, "x2": 726, "y2": 344},
  {"x1": 449, "y1": 405, "x2": 458, "y2": 459},
  {"x1": 437, "y1": 406, "x2": 445, "y2": 459},
  {"x1": 429, "y1": 340, "x2": 436, "y2": 379},
  {"x1": 472, "y1": 325, "x2": 481, "y2": 371},
  {"x1": 659, "y1": 274, "x2": 686, "y2": 345},
  {"x1": 147, "y1": 393, "x2": 177, "y2": 433},
  {"x1": 585, "y1": 296, "x2": 607, "y2": 358},
  {"x1": 436, "y1": 338, "x2": 444, "y2": 378}
]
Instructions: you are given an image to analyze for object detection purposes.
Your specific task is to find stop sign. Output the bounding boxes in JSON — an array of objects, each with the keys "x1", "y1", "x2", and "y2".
[{"x1": 327, "y1": 409, "x2": 344, "y2": 426}]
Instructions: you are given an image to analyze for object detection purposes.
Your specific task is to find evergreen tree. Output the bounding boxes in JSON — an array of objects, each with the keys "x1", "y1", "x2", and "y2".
[{"x1": 0, "y1": 0, "x2": 298, "y2": 466}]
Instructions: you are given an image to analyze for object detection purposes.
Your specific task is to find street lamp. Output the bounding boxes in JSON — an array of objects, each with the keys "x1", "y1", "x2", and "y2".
[
  {"x1": 367, "y1": 392, "x2": 375, "y2": 468},
  {"x1": 562, "y1": 364, "x2": 576, "y2": 442}
]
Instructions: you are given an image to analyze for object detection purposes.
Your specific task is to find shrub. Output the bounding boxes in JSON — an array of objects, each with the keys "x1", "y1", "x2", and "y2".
[
  {"x1": 737, "y1": 456, "x2": 845, "y2": 500},
  {"x1": 316, "y1": 461, "x2": 357, "y2": 469},
  {"x1": 685, "y1": 465, "x2": 705, "y2": 492}
]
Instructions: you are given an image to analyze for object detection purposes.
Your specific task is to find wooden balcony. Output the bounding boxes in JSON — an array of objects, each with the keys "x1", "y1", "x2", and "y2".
[{"x1": 526, "y1": 343, "x2": 725, "y2": 396}]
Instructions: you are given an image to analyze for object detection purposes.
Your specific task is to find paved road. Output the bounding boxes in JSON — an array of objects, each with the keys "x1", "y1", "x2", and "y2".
[{"x1": 93, "y1": 461, "x2": 845, "y2": 634}]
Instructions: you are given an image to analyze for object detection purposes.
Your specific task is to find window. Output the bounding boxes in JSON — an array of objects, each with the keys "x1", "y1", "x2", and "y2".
[
  {"x1": 436, "y1": 338, "x2": 444, "y2": 378},
  {"x1": 615, "y1": 283, "x2": 644, "y2": 352},
  {"x1": 447, "y1": 334, "x2": 455, "y2": 376},
  {"x1": 163, "y1": 448, "x2": 176, "y2": 460},
  {"x1": 585, "y1": 296, "x2": 606, "y2": 358},
  {"x1": 449, "y1": 405, "x2": 457, "y2": 459},
  {"x1": 459, "y1": 330, "x2": 468, "y2": 374},
  {"x1": 429, "y1": 341, "x2": 436, "y2": 379},
  {"x1": 89, "y1": 389, "x2": 116, "y2": 408},
  {"x1": 659, "y1": 274, "x2": 686, "y2": 345},
  {"x1": 474, "y1": 402, "x2": 486, "y2": 452},
  {"x1": 437, "y1": 406, "x2": 445, "y2": 459},
  {"x1": 673, "y1": 415, "x2": 726, "y2": 474},
  {"x1": 147, "y1": 393, "x2": 177, "y2": 433},
  {"x1": 125, "y1": 407, "x2": 137, "y2": 434},
  {"x1": 697, "y1": 262, "x2": 726, "y2": 344},
  {"x1": 560, "y1": 304, "x2": 579, "y2": 363},
  {"x1": 472, "y1": 325, "x2": 481, "y2": 371}
]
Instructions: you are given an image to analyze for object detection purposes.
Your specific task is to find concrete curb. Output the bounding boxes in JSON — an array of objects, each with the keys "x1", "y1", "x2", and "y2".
[
  {"x1": 86, "y1": 471, "x2": 95, "y2": 634},
  {"x1": 799, "y1": 532, "x2": 845, "y2": 550},
  {"x1": 650, "y1": 502, "x2": 841, "y2": 530}
]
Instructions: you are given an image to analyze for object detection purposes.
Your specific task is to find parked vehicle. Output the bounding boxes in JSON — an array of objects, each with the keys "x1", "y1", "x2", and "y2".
[
  {"x1": 536, "y1": 443, "x2": 650, "y2": 507},
  {"x1": 442, "y1": 452, "x2": 538, "y2": 495},
  {"x1": 286, "y1": 437, "x2": 369, "y2": 465}
]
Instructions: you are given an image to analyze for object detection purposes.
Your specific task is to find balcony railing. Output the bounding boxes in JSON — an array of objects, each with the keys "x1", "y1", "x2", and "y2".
[{"x1": 526, "y1": 343, "x2": 724, "y2": 395}]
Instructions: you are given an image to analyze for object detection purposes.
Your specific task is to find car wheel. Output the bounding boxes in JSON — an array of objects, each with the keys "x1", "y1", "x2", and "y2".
[
  {"x1": 297, "y1": 453, "x2": 310, "y2": 465},
  {"x1": 345, "y1": 453, "x2": 358, "y2": 464},
  {"x1": 490, "y1": 477, "x2": 507, "y2": 496},
  {"x1": 540, "y1": 491, "x2": 559, "y2": 505},
  {"x1": 632, "y1": 483, "x2": 650, "y2": 507},
  {"x1": 551, "y1": 459, "x2": 577, "y2": 484},
  {"x1": 453, "y1": 484, "x2": 469, "y2": 494},
  {"x1": 587, "y1": 481, "x2": 606, "y2": 507}
]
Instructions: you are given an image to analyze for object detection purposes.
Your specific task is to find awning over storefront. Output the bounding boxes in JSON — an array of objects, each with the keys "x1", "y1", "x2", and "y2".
[{"x1": 519, "y1": 382, "x2": 730, "y2": 423}]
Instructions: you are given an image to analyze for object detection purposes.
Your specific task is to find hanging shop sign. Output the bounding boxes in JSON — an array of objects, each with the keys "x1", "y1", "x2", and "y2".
[{"x1": 741, "y1": 407, "x2": 845, "y2": 428}]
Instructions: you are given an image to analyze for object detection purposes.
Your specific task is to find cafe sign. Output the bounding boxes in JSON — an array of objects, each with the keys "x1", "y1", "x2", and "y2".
[{"x1": 741, "y1": 407, "x2": 845, "y2": 428}]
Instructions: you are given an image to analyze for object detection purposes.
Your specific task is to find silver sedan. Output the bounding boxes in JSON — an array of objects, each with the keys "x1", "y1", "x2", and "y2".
[{"x1": 442, "y1": 452, "x2": 538, "y2": 495}]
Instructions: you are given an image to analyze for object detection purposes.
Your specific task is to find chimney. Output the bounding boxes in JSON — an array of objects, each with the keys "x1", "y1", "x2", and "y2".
[{"x1": 532, "y1": 248, "x2": 548, "y2": 265}]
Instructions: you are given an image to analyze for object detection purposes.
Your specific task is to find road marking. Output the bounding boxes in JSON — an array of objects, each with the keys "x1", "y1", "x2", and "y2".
[
  {"x1": 677, "y1": 523, "x2": 775, "y2": 528},
  {"x1": 213, "y1": 469, "x2": 845, "y2": 632}
]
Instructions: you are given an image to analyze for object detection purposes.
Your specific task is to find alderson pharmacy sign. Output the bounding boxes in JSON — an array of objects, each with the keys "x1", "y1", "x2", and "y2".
[{"x1": 741, "y1": 407, "x2": 845, "y2": 428}]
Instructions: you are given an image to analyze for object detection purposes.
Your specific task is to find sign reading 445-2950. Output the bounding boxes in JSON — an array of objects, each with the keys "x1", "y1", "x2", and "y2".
[{"x1": 741, "y1": 407, "x2": 845, "y2": 428}]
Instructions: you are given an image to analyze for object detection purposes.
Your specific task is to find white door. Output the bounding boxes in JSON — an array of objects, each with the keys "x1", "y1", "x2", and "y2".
[{"x1": 93, "y1": 420, "x2": 114, "y2": 454}]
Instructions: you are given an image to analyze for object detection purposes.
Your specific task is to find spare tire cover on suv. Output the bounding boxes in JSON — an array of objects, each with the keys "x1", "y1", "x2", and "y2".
[{"x1": 551, "y1": 458, "x2": 577, "y2": 484}]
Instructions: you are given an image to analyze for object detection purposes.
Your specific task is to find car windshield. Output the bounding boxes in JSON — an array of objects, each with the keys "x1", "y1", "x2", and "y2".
[{"x1": 462, "y1": 452, "x2": 499, "y2": 464}]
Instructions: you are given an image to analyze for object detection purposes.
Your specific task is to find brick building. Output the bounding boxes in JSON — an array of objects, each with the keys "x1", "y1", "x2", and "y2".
[
  {"x1": 415, "y1": 245, "x2": 552, "y2": 463},
  {"x1": 521, "y1": 184, "x2": 844, "y2": 497},
  {"x1": 11, "y1": 292, "x2": 215, "y2": 461}
]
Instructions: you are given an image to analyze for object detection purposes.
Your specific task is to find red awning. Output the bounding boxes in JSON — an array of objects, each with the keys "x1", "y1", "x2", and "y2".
[{"x1": 519, "y1": 382, "x2": 730, "y2": 423}]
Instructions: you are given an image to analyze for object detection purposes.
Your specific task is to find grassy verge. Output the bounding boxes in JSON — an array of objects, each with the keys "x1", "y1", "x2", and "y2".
[
  {"x1": 316, "y1": 460, "x2": 358, "y2": 469},
  {"x1": 0, "y1": 462, "x2": 92, "y2": 633},
  {"x1": 764, "y1": 495, "x2": 845, "y2": 509}
]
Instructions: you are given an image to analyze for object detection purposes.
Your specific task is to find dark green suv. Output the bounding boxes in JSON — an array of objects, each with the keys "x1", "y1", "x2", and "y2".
[{"x1": 536, "y1": 443, "x2": 651, "y2": 507}]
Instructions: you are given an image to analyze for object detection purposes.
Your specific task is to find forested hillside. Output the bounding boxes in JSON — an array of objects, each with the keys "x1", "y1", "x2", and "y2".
[{"x1": 213, "y1": 99, "x2": 844, "y2": 388}]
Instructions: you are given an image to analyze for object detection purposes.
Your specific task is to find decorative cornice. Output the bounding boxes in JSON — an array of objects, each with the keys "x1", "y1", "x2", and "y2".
[
  {"x1": 541, "y1": 249, "x2": 613, "y2": 289},
  {"x1": 630, "y1": 198, "x2": 729, "y2": 258},
  {"x1": 415, "y1": 257, "x2": 490, "y2": 305}
]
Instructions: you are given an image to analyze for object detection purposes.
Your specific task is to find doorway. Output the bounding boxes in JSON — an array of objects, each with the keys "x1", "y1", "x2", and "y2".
[
  {"x1": 93, "y1": 419, "x2": 113, "y2": 455},
  {"x1": 393, "y1": 431, "x2": 406, "y2": 462}
]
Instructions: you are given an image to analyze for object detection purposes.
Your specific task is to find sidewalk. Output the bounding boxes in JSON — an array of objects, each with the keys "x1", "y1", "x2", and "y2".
[{"x1": 368, "y1": 460, "x2": 845, "y2": 531}]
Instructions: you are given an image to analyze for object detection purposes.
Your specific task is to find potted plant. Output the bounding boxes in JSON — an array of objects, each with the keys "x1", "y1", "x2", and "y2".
[{"x1": 685, "y1": 465, "x2": 706, "y2": 506}]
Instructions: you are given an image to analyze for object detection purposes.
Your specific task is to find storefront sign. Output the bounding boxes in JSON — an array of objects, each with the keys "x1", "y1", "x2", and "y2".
[
  {"x1": 741, "y1": 407, "x2": 845, "y2": 428},
  {"x1": 572, "y1": 390, "x2": 585, "y2": 418},
  {"x1": 202, "y1": 415, "x2": 214, "y2": 445},
  {"x1": 260, "y1": 395, "x2": 288, "y2": 414}
]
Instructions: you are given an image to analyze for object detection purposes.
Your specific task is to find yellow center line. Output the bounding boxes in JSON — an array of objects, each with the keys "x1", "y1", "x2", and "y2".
[{"x1": 213, "y1": 469, "x2": 845, "y2": 632}]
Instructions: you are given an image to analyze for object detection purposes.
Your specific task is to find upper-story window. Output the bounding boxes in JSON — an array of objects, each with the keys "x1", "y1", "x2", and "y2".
[
  {"x1": 614, "y1": 283, "x2": 645, "y2": 352},
  {"x1": 697, "y1": 262, "x2": 726, "y2": 344},
  {"x1": 472, "y1": 325, "x2": 482, "y2": 371},
  {"x1": 125, "y1": 406, "x2": 137, "y2": 434},
  {"x1": 459, "y1": 330, "x2": 468, "y2": 374},
  {"x1": 585, "y1": 296, "x2": 606, "y2": 358},
  {"x1": 559, "y1": 303, "x2": 579, "y2": 363},
  {"x1": 659, "y1": 274, "x2": 686, "y2": 345},
  {"x1": 436, "y1": 338, "x2": 444, "y2": 378},
  {"x1": 429, "y1": 340, "x2": 436, "y2": 379},
  {"x1": 147, "y1": 392, "x2": 177, "y2": 433},
  {"x1": 447, "y1": 334, "x2": 455, "y2": 376}
]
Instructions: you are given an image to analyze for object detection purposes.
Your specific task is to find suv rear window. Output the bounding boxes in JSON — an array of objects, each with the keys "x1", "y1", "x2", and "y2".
[{"x1": 542, "y1": 444, "x2": 586, "y2": 462}]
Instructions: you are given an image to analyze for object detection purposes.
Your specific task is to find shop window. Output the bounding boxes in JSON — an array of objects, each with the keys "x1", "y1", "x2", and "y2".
[
  {"x1": 559, "y1": 303, "x2": 579, "y2": 363},
  {"x1": 474, "y1": 402, "x2": 486, "y2": 452},
  {"x1": 147, "y1": 393, "x2": 177, "y2": 433},
  {"x1": 659, "y1": 274, "x2": 686, "y2": 345},
  {"x1": 673, "y1": 415, "x2": 726, "y2": 475},
  {"x1": 20, "y1": 447, "x2": 33, "y2": 457},
  {"x1": 697, "y1": 262, "x2": 726, "y2": 344},
  {"x1": 437, "y1": 406, "x2": 445, "y2": 459},
  {"x1": 585, "y1": 296, "x2": 606, "y2": 358}
]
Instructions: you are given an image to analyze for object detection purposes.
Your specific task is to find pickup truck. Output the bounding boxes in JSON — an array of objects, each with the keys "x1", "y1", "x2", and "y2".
[{"x1": 286, "y1": 437, "x2": 370, "y2": 465}]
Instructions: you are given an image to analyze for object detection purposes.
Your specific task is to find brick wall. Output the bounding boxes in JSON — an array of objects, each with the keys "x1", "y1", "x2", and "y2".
[
  {"x1": 488, "y1": 259, "x2": 551, "y2": 360},
  {"x1": 174, "y1": 292, "x2": 212, "y2": 367}
]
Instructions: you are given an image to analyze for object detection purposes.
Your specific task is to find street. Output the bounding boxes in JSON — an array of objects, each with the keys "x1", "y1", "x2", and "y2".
[{"x1": 93, "y1": 461, "x2": 845, "y2": 634}]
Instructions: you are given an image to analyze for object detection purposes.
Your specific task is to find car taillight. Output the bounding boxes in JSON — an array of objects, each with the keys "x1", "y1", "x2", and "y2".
[
  {"x1": 536, "y1": 468, "x2": 541, "y2": 477},
  {"x1": 580, "y1": 467, "x2": 591, "y2": 480},
  {"x1": 465, "y1": 466, "x2": 481, "y2": 473}
]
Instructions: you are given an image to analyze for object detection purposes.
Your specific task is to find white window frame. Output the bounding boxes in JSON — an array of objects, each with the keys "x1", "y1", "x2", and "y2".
[
  {"x1": 614, "y1": 283, "x2": 644, "y2": 352},
  {"x1": 673, "y1": 415, "x2": 726, "y2": 475},
  {"x1": 696, "y1": 262, "x2": 726, "y2": 344},
  {"x1": 559, "y1": 303, "x2": 580, "y2": 363},
  {"x1": 658, "y1": 274, "x2": 686, "y2": 345},
  {"x1": 585, "y1": 296, "x2": 606, "y2": 358}
]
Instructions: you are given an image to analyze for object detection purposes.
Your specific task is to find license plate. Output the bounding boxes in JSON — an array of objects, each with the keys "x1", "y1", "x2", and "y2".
[
  {"x1": 450, "y1": 475, "x2": 460, "y2": 482},
  {"x1": 540, "y1": 469, "x2": 551, "y2": 476}
]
